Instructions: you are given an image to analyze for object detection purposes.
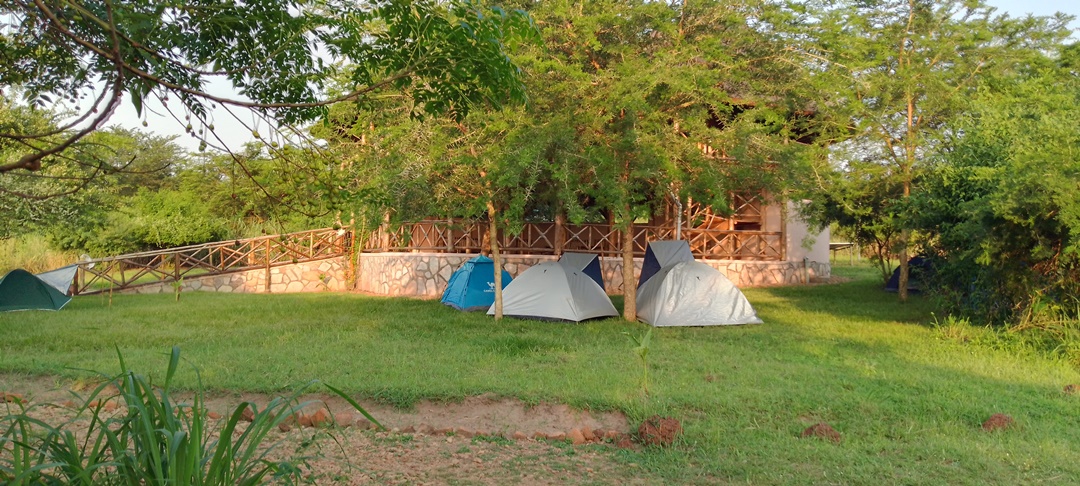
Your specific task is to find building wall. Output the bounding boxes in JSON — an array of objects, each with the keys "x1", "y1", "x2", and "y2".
[
  {"x1": 785, "y1": 201, "x2": 830, "y2": 264},
  {"x1": 355, "y1": 252, "x2": 829, "y2": 298}
]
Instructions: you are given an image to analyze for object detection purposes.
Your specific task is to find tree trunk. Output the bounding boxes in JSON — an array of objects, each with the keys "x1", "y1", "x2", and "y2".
[
  {"x1": 380, "y1": 211, "x2": 391, "y2": 251},
  {"x1": 899, "y1": 94, "x2": 914, "y2": 303},
  {"x1": 353, "y1": 218, "x2": 365, "y2": 291},
  {"x1": 487, "y1": 200, "x2": 503, "y2": 320},
  {"x1": 622, "y1": 214, "x2": 637, "y2": 322},
  {"x1": 898, "y1": 230, "x2": 910, "y2": 302},
  {"x1": 898, "y1": 178, "x2": 911, "y2": 302},
  {"x1": 554, "y1": 209, "x2": 566, "y2": 256},
  {"x1": 899, "y1": 89, "x2": 916, "y2": 303}
]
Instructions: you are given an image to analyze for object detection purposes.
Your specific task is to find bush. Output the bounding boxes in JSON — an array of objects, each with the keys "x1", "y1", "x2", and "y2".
[
  {"x1": 49, "y1": 188, "x2": 232, "y2": 256},
  {"x1": 0, "y1": 234, "x2": 80, "y2": 274},
  {"x1": 911, "y1": 68, "x2": 1080, "y2": 325}
]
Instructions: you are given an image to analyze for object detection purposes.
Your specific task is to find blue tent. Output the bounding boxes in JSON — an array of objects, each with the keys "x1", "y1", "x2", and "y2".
[{"x1": 442, "y1": 255, "x2": 513, "y2": 311}]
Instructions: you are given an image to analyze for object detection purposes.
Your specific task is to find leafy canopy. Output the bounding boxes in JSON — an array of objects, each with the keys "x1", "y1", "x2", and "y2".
[{"x1": 0, "y1": 0, "x2": 533, "y2": 175}]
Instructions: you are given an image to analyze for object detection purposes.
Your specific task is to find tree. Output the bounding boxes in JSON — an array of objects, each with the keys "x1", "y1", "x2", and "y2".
[
  {"x1": 317, "y1": 0, "x2": 817, "y2": 321},
  {"x1": 0, "y1": 0, "x2": 532, "y2": 186},
  {"x1": 0, "y1": 109, "x2": 189, "y2": 246},
  {"x1": 911, "y1": 42, "x2": 1080, "y2": 323},
  {"x1": 516, "y1": 0, "x2": 815, "y2": 320},
  {"x1": 816, "y1": 159, "x2": 904, "y2": 283},
  {"x1": 800, "y1": 0, "x2": 1070, "y2": 301}
]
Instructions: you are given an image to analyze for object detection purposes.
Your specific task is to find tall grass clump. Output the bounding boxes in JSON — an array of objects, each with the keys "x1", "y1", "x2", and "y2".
[
  {"x1": 933, "y1": 302, "x2": 1080, "y2": 367},
  {"x1": 0, "y1": 347, "x2": 378, "y2": 485},
  {"x1": 1010, "y1": 296, "x2": 1080, "y2": 367},
  {"x1": 0, "y1": 234, "x2": 80, "y2": 274}
]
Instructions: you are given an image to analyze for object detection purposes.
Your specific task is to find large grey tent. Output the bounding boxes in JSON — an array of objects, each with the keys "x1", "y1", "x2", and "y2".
[
  {"x1": 638, "y1": 240, "x2": 695, "y2": 288},
  {"x1": 636, "y1": 241, "x2": 762, "y2": 326},
  {"x1": 557, "y1": 252, "x2": 605, "y2": 290},
  {"x1": 489, "y1": 261, "x2": 617, "y2": 322},
  {"x1": 0, "y1": 269, "x2": 72, "y2": 312}
]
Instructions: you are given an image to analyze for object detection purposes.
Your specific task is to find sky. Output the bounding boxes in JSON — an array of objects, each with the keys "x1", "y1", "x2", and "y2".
[{"x1": 103, "y1": 0, "x2": 1080, "y2": 153}]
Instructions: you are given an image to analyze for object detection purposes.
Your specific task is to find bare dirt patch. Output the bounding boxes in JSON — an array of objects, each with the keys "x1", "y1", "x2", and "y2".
[
  {"x1": 637, "y1": 415, "x2": 682, "y2": 447},
  {"x1": 2, "y1": 373, "x2": 644, "y2": 485},
  {"x1": 809, "y1": 275, "x2": 853, "y2": 285}
]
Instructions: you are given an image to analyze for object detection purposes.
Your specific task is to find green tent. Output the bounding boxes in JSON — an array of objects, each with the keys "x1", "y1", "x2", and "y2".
[{"x1": 0, "y1": 269, "x2": 72, "y2": 312}]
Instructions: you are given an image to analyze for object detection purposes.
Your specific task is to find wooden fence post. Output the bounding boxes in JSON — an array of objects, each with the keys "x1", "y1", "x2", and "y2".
[
  {"x1": 380, "y1": 211, "x2": 391, "y2": 251},
  {"x1": 554, "y1": 212, "x2": 565, "y2": 256},
  {"x1": 446, "y1": 217, "x2": 454, "y2": 252}
]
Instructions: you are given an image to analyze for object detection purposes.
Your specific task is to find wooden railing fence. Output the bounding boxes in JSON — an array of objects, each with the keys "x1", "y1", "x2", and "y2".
[
  {"x1": 75, "y1": 228, "x2": 351, "y2": 295},
  {"x1": 363, "y1": 219, "x2": 784, "y2": 260},
  {"x1": 76, "y1": 219, "x2": 784, "y2": 294}
]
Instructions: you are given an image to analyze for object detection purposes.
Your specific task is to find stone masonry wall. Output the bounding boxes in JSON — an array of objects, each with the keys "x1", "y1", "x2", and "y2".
[
  {"x1": 127, "y1": 257, "x2": 350, "y2": 295},
  {"x1": 356, "y1": 252, "x2": 830, "y2": 298},
  {"x1": 119, "y1": 252, "x2": 829, "y2": 298}
]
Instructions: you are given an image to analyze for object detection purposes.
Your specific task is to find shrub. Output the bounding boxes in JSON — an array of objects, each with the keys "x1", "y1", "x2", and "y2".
[
  {"x1": 0, "y1": 347, "x2": 379, "y2": 484},
  {"x1": 911, "y1": 67, "x2": 1080, "y2": 325},
  {"x1": 0, "y1": 234, "x2": 80, "y2": 274}
]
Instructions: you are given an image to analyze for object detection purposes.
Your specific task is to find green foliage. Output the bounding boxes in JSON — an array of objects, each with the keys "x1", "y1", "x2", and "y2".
[
  {"x1": 0, "y1": 346, "x2": 379, "y2": 485},
  {"x1": 814, "y1": 160, "x2": 905, "y2": 283},
  {"x1": 799, "y1": 0, "x2": 1072, "y2": 300},
  {"x1": 0, "y1": 113, "x2": 200, "y2": 257},
  {"x1": 0, "y1": 234, "x2": 79, "y2": 274},
  {"x1": 1, "y1": 0, "x2": 533, "y2": 249},
  {"x1": 125, "y1": 189, "x2": 230, "y2": 249},
  {"x1": 54, "y1": 188, "x2": 229, "y2": 255},
  {"x1": 0, "y1": 107, "x2": 143, "y2": 233},
  {"x1": 1, "y1": 0, "x2": 530, "y2": 126},
  {"x1": 911, "y1": 52, "x2": 1080, "y2": 324},
  {"x1": 623, "y1": 328, "x2": 653, "y2": 397},
  {"x1": 319, "y1": 1, "x2": 818, "y2": 227}
]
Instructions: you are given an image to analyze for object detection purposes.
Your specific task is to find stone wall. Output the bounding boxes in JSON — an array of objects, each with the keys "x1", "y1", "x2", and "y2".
[
  {"x1": 127, "y1": 257, "x2": 350, "y2": 295},
  {"x1": 119, "y1": 252, "x2": 830, "y2": 298},
  {"x1": 355, "y1": 252, "x2": 830, "y2": 298}
]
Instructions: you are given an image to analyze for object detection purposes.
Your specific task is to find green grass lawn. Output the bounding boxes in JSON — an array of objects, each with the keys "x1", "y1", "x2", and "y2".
[{"x1": 2, "y1": 264, "x2": 1079, "y2": 484}]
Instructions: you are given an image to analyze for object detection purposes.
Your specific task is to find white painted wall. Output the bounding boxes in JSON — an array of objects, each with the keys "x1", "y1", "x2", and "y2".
[{"x1": 785, "y1": 201, "x2": 830, "y2": 264}]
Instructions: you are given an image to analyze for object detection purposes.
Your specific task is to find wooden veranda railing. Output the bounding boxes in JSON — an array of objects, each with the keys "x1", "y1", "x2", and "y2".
[
  {"x1": 361, "y1": 220, "x2": 784, "y2": 260},
  {"x1": 74, "y1": 228, "x2": 351, "y2": 295}
]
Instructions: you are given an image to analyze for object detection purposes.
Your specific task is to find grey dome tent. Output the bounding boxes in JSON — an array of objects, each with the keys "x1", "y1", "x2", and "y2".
[
  {"x1": 636, "y1": 241, "x2": 762, "y2": 326},
  {"x1": 488, "y1": 261, "x2": 617, "y2": 322},
  {"x1": 557, "y1": 252, "x2": 605, "y2": 290},
  {"x1": 0, "y1": 269, "x2": 72, "y2": 312},
  {"x1": 638, "y1": 240, "x2": 695, "y2": 288}
]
